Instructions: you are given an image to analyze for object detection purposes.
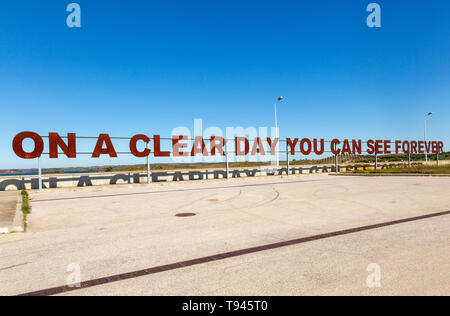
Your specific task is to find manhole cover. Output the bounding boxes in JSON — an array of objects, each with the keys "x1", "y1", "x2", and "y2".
[{"x1": 175, "y1": 213, "x2": 197, "y2": 217}]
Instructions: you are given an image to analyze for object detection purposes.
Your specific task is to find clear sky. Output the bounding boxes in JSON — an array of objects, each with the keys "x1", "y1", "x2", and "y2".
[{"x1": 1, "y1": 0, "x2": 449, "y2": 169}]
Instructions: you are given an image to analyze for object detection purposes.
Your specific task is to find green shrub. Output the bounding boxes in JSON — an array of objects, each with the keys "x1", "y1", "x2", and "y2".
[{"x1": 21, "y1": 190, "x2": 31, "y2": 231}]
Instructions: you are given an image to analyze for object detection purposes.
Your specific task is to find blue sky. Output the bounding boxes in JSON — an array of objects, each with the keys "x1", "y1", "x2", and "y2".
[{"x1": 1, "y1": 0, "x2": 449, "y2": 169}]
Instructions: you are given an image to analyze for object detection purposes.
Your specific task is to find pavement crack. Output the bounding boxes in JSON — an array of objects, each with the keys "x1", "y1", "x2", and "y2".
[{"x1": 0, "y1": 262, "x2": 31, "y2": 272}]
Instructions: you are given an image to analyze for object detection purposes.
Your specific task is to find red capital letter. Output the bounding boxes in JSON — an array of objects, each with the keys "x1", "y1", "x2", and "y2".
[
  {"x1": 92, "y1": 134, "x2": 118, "y2": 158},
  {"x1": 154, "y1": 135, "x2": 170, "y2": 157},
  {"x1": 49, "y1": 133, "x2": 77, "y2": 158},
  {"x1": 331, "y1": 139, "x2": 341, "y2": 155},
  {"x1": 235, "y1": 137, "x2": 250, "y2": 156},
  {"x1": 13, "y1": 132, "x2": 44, "y2": 159},
  {"x1": 130, "y1": 134, "x2": 151, "y2": 158}
]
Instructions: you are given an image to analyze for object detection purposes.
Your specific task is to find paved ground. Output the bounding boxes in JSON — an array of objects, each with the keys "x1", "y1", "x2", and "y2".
[
  {"x1": 0, "y1": 192, "x2": 19, "y2": 231},
  {"x1": 0, "y1": 174, "x2": 449, "y2": 296}
]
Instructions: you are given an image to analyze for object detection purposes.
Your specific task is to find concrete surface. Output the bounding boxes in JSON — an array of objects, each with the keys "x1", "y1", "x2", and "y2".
[
  {"x1": 0, "y1": 192, "x2": 20, "y2": 234},
  {"x1": 0, "y1": 174, "x2": 449, "y2": 296}
]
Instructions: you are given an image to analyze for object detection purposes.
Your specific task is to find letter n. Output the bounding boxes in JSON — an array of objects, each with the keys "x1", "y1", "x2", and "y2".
[{"x1": 49, "y1": 133, "x2": 77, "y2": 158}]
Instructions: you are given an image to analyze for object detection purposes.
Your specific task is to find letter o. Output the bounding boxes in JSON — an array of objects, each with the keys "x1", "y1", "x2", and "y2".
[
  {"x1": 300, "y1": 138, "x2": 312, "y2": 155},
  {"x1": 13, "y1": 132, "x2": 44, "y2": 159},
  {"x1": 402, "y1": 141, "x2": 410, "y2": 154}
]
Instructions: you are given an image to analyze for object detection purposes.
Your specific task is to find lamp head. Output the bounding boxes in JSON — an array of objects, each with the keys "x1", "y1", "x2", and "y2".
[{"x1": 277, "y1": 96, "x2": 284, "y2": 102}]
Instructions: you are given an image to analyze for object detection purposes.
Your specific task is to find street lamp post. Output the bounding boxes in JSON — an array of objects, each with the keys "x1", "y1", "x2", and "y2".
[
  {"x1": 274, "y1": 96, "x2": 284, "y2": 168},
  {"x1": 424, "y1": 112, "x2": 433, "y2": 162}
]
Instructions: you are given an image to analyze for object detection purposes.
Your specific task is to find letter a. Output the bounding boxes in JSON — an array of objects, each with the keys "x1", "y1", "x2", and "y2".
[
  {"x1": 366, "y1": 3, "x2": 381, "y2": 28},
  {"x1": 66, "y1": 3, "x2": 81, "y2": 28}
]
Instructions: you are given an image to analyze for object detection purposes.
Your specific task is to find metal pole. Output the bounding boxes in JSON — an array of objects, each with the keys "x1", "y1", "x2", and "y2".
[
  {"x1": 274, "y1": 101, "x2": 279, "y2": 168},
  {"x1": 38, "y1": 156, "x2": 42, "y2": 191},
  {"x1": 375, "y1": 153, "x2": 378, "y2": 170},
  {"x1": 225, "y1": 139, "x2": 229, "y2": 179},
  {"x1": 335, "y1": 155, "x2": 339, "y2": 173},
  {"x1": 146, "y1": 143, "x2": 151, "y2": 184},
  {"x1": 436, "y1": 152, "x2": 439, "y2": 166},
  {"x1": 286, "y1": 140, "x2": 290, "y2": 176},
  {"x1": 424, "y1": 115, "x2": 428, "y2": 162},
  {"x1": 408, "y1": 151, "x2": 411, "y2": 167}
]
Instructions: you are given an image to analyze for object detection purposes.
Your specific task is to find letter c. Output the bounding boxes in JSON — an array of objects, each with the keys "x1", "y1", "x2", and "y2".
[
  {"x1": 130, "y1": 134, "x2": 151, "y2": 157},
  {"x1": 331, "y1": 139, "x2": 341, "y2": 155}
]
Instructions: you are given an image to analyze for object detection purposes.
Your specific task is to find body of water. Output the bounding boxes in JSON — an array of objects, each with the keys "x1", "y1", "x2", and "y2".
[{"x1": 0, "y1": 170, "x2": 106, "y2": 177}]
